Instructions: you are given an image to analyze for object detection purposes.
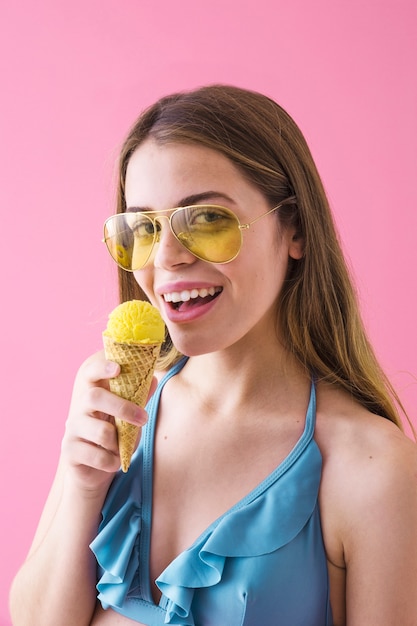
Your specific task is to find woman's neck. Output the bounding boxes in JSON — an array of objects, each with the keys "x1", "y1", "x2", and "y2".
[{"x1": 178, "y1": 338, "x2": 310, "y2": 421}]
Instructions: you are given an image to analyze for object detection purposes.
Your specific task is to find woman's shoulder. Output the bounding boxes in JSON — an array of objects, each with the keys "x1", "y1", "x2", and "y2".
[
  {"x1": 314, "y1": 381, "x2": 416, "y2": 470},
  {"x1": 315, "y1": 381, "x2": 417, "y2": 564},
  {"x1": 315, "y1": 384, "x2": 417, "y2": 621}
]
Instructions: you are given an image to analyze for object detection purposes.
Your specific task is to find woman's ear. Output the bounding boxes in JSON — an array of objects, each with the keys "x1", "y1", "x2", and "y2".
[{"x1": 288, "y1": 230, "x2": 304, "y2": 260}]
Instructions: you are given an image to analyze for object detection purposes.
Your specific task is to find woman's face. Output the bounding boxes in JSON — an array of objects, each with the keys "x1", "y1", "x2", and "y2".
[{"x1": 124, "y1": 139, "x2": 302, "y2": 357}]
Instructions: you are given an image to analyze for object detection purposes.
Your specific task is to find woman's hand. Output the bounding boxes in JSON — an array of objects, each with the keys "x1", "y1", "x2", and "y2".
[{"x1": 61, "y1": 350, "x2": 151, "y2": 494}]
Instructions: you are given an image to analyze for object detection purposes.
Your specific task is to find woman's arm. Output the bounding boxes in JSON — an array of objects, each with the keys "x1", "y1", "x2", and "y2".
[
  {"x1": 9, "y1": 352, "x2": 149, "y2": 626},
  {"x1": 333, "y1": 422, "x2": 417, "y2": 625}
]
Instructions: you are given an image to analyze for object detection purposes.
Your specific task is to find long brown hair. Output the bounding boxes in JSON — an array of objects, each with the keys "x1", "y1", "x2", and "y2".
[{"x1": 114, "y1": 84, "x2": 406, "y2": 429}]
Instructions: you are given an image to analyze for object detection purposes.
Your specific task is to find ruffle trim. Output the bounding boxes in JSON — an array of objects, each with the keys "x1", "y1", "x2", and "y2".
[
  {"x1": 91, "y1": 501, "x2": 141, "y2": 608},
  {"x1": 156, "y1": 440, "x2": 321, "y2": 624},
  {"x1": 90, "y1": 447, "x2": 143, "y2": 609},
  {"x1": 91, "y1": 437, "x2": 321, "y2": 625}
]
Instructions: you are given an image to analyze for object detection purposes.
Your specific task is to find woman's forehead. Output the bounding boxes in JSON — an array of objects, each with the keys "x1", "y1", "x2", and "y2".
[{"x1": 124, "y1": 140, "x2": 259, "y2": 211}]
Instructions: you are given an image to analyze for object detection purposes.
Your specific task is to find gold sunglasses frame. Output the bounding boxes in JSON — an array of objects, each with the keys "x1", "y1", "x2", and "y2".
[{"x1": 103, "y1": 198, "x2": 294, "y2": 271}]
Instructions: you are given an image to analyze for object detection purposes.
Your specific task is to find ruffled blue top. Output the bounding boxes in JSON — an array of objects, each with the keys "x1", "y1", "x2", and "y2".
[{"x1": 90, "y1": 358, "x2": 333, "y2": 625}]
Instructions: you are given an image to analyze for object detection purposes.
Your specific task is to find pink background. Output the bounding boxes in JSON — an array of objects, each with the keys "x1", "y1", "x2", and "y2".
[{"x1": 1, "y1": 1, "x2": 416, "y2": 622}]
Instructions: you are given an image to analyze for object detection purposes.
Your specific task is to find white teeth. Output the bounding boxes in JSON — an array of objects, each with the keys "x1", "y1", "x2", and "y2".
[
  {"x1": 180, "y1": 290, "x2": 191, "y2": 302},
  {"x1": 163, "y1": 287, "x2": 221, "y2": 303}
]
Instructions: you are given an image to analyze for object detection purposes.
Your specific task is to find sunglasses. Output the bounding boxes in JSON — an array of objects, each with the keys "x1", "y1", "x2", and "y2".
[{"x1": 103, "y1": 200, "x2": 292, "y2": 271}]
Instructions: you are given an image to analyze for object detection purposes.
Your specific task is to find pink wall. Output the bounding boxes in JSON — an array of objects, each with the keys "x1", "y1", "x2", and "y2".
[{"x1": 1, "y1": 1, "x2": 416, "y2": 622}]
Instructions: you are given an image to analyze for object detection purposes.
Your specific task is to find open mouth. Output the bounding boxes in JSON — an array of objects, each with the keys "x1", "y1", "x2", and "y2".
[{"x1": 163, "y1": 286, "x2": 223, "y2": 311}]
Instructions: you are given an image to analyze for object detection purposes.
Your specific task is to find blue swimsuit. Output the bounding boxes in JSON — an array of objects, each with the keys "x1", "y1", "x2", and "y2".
[{"x1": 90, "y1": 358, "x2": 333, "y2": 625}]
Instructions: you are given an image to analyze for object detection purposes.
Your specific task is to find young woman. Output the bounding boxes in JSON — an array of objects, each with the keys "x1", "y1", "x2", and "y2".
[{"x1": 10, "y1": 85, "x2": 417, "y2": 626}]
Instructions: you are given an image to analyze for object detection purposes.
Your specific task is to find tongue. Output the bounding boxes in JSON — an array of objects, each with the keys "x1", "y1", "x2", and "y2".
[{"x1": 177, "y1": 294, "x2": 215, "y2": 312}]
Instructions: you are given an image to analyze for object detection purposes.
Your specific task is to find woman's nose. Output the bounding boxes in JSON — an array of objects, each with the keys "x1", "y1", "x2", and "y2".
[{"x1": 152, "y1": 217, "x2": 196, "y2": 269}]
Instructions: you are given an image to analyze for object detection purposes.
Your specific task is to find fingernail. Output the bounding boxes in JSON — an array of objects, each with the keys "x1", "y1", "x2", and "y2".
[
  {"x1": 106, "y1": 361, "x2": 119, "y2": 375},
  {"x1": 134, "y1": 408, "x2": 148, "y2": 426}
]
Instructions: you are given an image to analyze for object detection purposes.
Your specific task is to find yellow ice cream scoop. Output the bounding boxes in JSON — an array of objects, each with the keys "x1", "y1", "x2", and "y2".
[
  {"x1": 103, "y1": 299, "x2": 165, "y2": 344},
  {"x1": 103, "y1": 300, "x2": 165, "y2": 472}
]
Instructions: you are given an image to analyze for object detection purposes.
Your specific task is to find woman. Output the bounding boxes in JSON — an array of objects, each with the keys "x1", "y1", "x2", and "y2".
[{"x1": 10, "y1": 85, "x2": 417, "y2": 625}]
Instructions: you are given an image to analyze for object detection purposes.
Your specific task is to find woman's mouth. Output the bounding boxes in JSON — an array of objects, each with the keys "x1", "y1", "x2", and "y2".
[{"x1": 163, "y1": 286, "x2": 223, "y2": 312}]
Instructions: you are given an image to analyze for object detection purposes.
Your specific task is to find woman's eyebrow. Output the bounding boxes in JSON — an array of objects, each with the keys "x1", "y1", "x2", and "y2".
[
  {"x1": 177, "y1": 191, "x2": 235, "y2": 207},
  {"x1": 126, "y1": 191, "x2": 236, "y2": 212}
]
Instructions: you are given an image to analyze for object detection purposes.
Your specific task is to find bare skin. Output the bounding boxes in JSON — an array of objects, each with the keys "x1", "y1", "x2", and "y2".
[
  {"x1": 11, "y1": 341, "x2": 417, "y2": 626},
  {"x1": 10, "y1": 141, "x2": 417, "y2": 626},
  {"x1": 88, "y1": 357, "x2": 417, "y2": 626}
]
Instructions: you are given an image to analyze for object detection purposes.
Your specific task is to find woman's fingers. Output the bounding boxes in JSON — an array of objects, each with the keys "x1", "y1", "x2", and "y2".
[
  {"x1": 61, "y1": 349, "x2": 154, "y2": 486},
  {"x1": 75, "y1": 350, "x2": 120, "y2": 387},
  {"x1": 83, "y1": 385, "x2": 148, "y2": 427}
]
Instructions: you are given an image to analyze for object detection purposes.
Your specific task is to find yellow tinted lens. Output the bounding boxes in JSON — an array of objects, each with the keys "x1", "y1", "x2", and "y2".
[
  {"x1": 172, "y1": 206, "x2": 242, "y2": 262},
  {"x1": 104, "y1": 213, "x2": 156, "y2": 270}
]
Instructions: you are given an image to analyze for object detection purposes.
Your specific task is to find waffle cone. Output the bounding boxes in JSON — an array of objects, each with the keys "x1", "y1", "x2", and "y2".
[{"x1": 103, "y1": 335, "x2": 161, "y2": 472}]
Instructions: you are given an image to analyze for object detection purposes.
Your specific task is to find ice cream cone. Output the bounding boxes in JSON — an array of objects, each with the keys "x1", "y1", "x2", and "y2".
[
  {"x1": 103, "y1": 335, "x2": 162, "y2": 472},
  {"x1": 102, "y1": 299, "x2": 165, "y2": 472}
]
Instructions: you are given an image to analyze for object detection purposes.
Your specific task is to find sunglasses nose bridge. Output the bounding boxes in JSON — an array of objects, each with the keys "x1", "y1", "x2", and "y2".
[
  {"x1": 152, "y1": 214, "x2": 174, "y2": 242},
  {"x1": 154, "y1": 214, "x2": 171, "y2": 224},
  {"x1": 151, "y1": 213, "x2": 191, "y2": 263}
]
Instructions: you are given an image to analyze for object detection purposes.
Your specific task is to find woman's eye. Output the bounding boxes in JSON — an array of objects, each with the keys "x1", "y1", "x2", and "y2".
[
  {"x1": 202, "y1": 211, "x2": 223, "y2": 223},
  {"x1": 192, "y1": 208, "x2": 230, "y2": 225},
  {"x1": 133, "y1": 219, "x2": 156, "y2": 237}
]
